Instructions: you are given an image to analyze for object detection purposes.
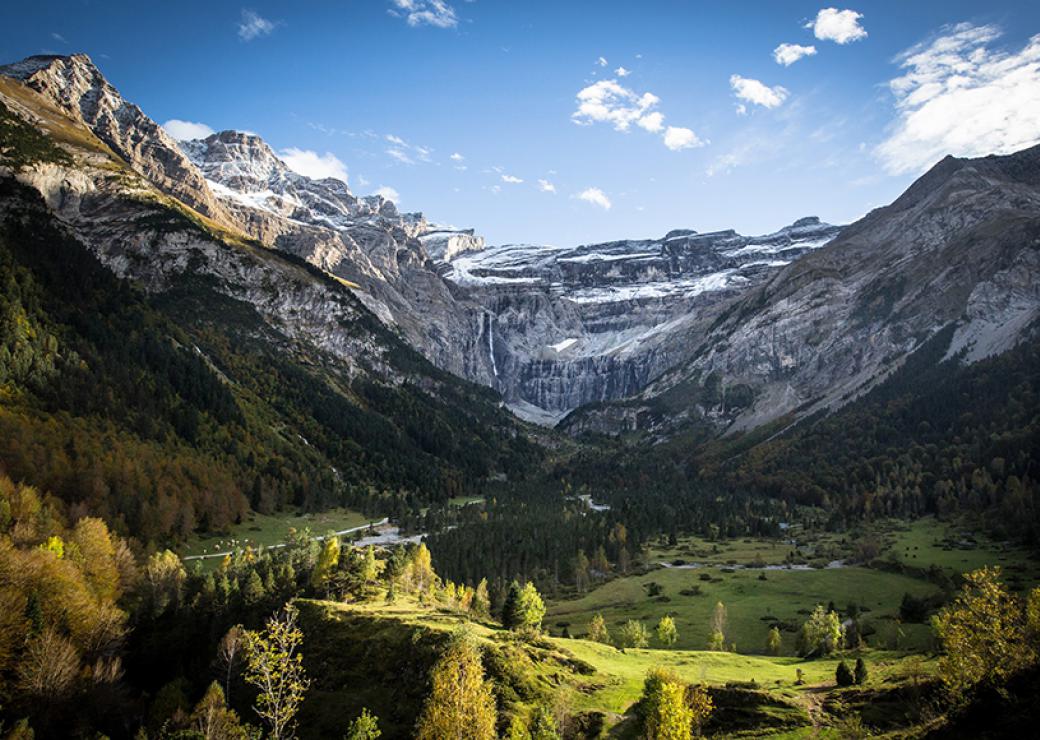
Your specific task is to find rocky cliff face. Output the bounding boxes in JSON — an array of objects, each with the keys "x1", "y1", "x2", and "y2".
[
  {"x1": 565, "y1": 146, "x2": 1040, "y2": 435},
  {"x1": 436, "y1": 218, "x2": 840, "y2": 421},
  {"x1": 175, "y1": 113, "x2": 840, "y2": 423},
  {"x1": 0, "y1": 54, "x2": 239, "y2": 231}
]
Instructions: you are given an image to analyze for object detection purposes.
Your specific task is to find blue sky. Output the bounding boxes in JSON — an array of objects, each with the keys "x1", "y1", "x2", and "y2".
[{"x1": 4, "y1": 1, "x2": 1039, "y2": 245}]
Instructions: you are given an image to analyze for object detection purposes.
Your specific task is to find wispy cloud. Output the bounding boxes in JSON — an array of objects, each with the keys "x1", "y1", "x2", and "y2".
[
  {"x1": 773, "y1": 43, "x2": 816, "y2": 66},
  {"x1": 538, "y1": 179, "x2": 557, "y2": 193},
  {"x1": 162, "y1": 119, "x2": 215, "y2": 141},
  {"x1": 596, "y1": 56, "x2": 608, "y2": 67},
  {"x1": 730, "y1": 75, "x2": 788, "y2": 109},
  {"x1": 383, "y1": 134, "x2": 434, "y2": 165},
  {"x1": 388, "y1": 0, "x2": 458, "y2": 29},
  {"x1": 807, "y1": 8, "x2": 867, "y2": 45},
  {"x1": 876, "y1": 24, "x2": 1040, "y2": 175},
  {"x1": 51, "y1": 32, "x2": 67, "y2": 44},
  {"x1": 280, "y1": 148, "x2": 349, "y2": 182},
  {"x1": 450, "y1": 152, "x2": 464, "y2": 161},
  {"x1": 501, "y1": 174, "x2": 523, "y2": 184},
  {"x1": 238, "y1": 9, "x2": 276, "y2": 41},
  {"x1": 576, "y1": 187, "x2": 611, "y2": 210},
  {"x1": 615, "y1": 66, "x2": 631, "y2": 77}
]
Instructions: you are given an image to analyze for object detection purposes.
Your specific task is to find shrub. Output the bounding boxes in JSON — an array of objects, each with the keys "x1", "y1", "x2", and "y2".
[{"x1": 835, "y1": 660, "x2": 855, "y2": 687}]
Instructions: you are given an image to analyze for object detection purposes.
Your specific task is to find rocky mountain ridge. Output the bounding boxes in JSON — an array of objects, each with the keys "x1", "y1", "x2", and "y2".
[
  {"x1": 3, "y1": 52, "x2": 1036, "y2": 440},
  {"x1": 563, "y1": 146, "x2": 1040, "y2": 435}
]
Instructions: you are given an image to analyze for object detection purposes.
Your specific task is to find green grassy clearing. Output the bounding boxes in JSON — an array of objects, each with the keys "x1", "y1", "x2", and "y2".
[
  {"x1": 548, "y1": 565, "x2": 940, "y2": 654},
  {"x1": 180, "y1": 506, "x2": 378, "y2": 559},
  {"x1": 881, "y1": 516, "x2": 1040, "y2": 586}
]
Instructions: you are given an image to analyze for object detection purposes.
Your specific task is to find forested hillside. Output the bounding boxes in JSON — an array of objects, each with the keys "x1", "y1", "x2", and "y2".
[{"x1": 0, "y1": 173, "x2": 540, "y2": 546}]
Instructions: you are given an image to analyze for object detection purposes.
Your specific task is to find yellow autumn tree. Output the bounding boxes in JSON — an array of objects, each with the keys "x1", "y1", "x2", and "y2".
[
  {"x1": 416, "y1": 629, "x2": 496, "y2": 740},
  {"x1": 933, "y1": 567, "x2": 1036, "y2": 697},
  {"x1": 640, "y1": 667, "x2": 693, "y2": 740}
]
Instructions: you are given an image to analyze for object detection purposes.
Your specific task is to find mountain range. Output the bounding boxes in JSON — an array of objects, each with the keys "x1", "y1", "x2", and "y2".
[{"x1": 1, "y1": 52, "x2": 1038, "y2": 477}]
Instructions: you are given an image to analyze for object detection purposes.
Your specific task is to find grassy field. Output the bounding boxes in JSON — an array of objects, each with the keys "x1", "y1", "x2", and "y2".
[
  {"x1": 547, "y1": 565, "x2": 941, "y2": 654},
  {"x1": 299, "y1": 595, "x2": 938, "y2": 738},
  {"x1": 179, "y1": 507, "x2": 378, "y2": 559},
  {"x1": 882, "y1": 516, "x2": 1040, "y2": 586}
]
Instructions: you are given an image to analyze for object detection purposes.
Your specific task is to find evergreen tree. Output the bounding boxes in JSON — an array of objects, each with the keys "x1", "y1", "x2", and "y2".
[
  {"x1": 243, "y1": 571, "x2": 266, "y2": 606},
  {"x1": 415, "y1": 629, "x2": 496, "y2": 740},
  {"x1": 854, "y1": 657, "x2": 868, "y2": 685},
  {"x1": 501, "y1": 581, "x2": 522, "y2": 629},
  {"x1": 836, "y1": 660, "x2": 855, "y2": 687}
]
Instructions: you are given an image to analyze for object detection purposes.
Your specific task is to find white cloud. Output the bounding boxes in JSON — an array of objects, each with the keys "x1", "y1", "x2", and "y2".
[
  {"x1": 374, "y1": 185, "x2": 400, "y2": 203},
  {"x1": 386, "y1": 134, "x2": 407, "y2": 146},
  {"x1": 573, "y1": 80, "x2": 660, "y2": 131},
  {"x1": 663, "y1": 126, "x2": 703, "y2": 151},
  {"x1": 615, "y1": 66, "x2": 631, "y2": 77},
  {"x1": 388, "y1": 1, "x2": 457, "y2": 29},
  {"x1": 501, "y1": 174, "x2": 523, "y2": 184},
  {"x1": 162, "y1": 119, "x2": 216, "y2": 141},
  {"x1": 636, "y1": 111, "x2": 664, "y2": 133},
  {"x1": 596, "y1": 56, "x2": 608, "y2": 67},
  {"x1": 807, "y1": 8, "x2": 867, "y2": 45},
  {"x1": 773, "y1": 43, "x2": 817, "y2": 66},
  {"x1": 538, "y1": 179, "x2": 556, "y2": 193},
  {"x1": 730, "y1": 74, "x2": 789, "y2": 109},
  {"x1": 876, "y1": 24, "x2": 1040, "y2": 175},
  {"x1": 238, "y1": 9, "x2": 275, "y2": 41},
  {"x1": 576, "y1": 187, "x2": 611, "y2": 210},
  {"x1": 573, "y1": 79, "x2": 703, "y2": 151},
  {"x1": 450, "y1": 152, "x2": 464, "y2": 161},
  {"x1": 357, "y1": 174, "x2": 371, "y2": 187},
  {"x1": 51, "y1": 32, "x2": 67, "y2": 44},
  {"x1": 279, "y1": 148, "x2": 349, "y2": 182}
]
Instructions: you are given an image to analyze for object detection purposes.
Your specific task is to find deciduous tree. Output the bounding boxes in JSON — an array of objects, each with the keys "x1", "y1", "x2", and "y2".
[
  {"x1": 242, "y1": 603, "x2": 311, "y2": 739},
  {"x1": 415, "y1": 629, "x2": 496, "y2": 740}
]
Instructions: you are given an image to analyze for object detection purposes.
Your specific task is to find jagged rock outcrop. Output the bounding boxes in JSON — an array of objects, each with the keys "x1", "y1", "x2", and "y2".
[{"x1": 0, "y1": 54, "x2": 239, "y2": 231}]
